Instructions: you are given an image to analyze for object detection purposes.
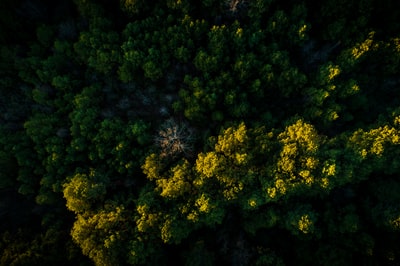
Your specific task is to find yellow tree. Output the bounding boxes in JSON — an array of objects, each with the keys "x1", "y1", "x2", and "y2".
[{"x1": 266, "y1": 119, "x2": 327, "y2": 200}]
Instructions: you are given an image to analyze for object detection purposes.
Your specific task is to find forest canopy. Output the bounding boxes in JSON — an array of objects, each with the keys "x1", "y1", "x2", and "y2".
[{"x1": 1, "y1": 0, "x2": 400, "y2": 265}]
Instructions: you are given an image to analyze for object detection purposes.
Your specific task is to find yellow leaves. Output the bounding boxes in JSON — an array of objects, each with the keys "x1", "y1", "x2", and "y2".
[
  {"x1": 136, "y1": 204, "x2": 159, "y2": 233},
  {"x1": 142, "y1": 153, "x2": 162, "y2": 181},
  {"x1": 235, "y1": 27, "x2": 243, "y2": 37},
  {"x1": 279, "y1": 119, "x2": 321, "y2": 153},
  {"x1": 281, "y1": 142, "x2": 297, "y2": 157},
  {"x1": 176, "y1": 0, "x2": 182, "y2": 5},
  {"x1": 215, "y1": 122, "x2": 248, "y2": 156},
  {"x1": 193, "y1": 123, "x2": 252, "y2": 200},
  {"x1": 195, "y1": 151, "x2": 245, "y2": 200},
  {"x1": 267, "y1": 187, "x2": 277, "y2": 199},
  {"x1": 286, "y1": 207, "x2": 317, "y2": 235},
  {"x1": 320, "y1": 177, "x2": 330, "y2": 189},
  {"x1": 316, "y1": 63, "x2": 341, "y2": 86},
  {"x1": 297, "y1": 214, "x2": 314, "y2": 234},
  {"x1": 299, "y1": 170, "x2": 312, "y2": 181},
  {"x1": 277, "y1": 156, "x2": 296, "y2": 174},
  {"x1": 394, "y1": 116, "x2": 400, "y2": 127},
  {"x1": 277, "y1": 120, "x2": 321, "y2": 173},
  {"x1": 70, "y1": 205, "x2": 126, "y2": 266},
  {"x1": 141, "y1": 122, "x2": 261, "y2": 217},
  {"x1": 157, "y1": 160, "x2": 192, "y2": 199},
  {"x1": 267, "y1": 120, "x2": 332, "y2": 199},
  {"x1": 322, "y1": 162, "x2": 336, "y2": 177},
  {"x1": 51, "y1": 152, "x2": 58, "y2": 162},
  {"x1": 298, "y1": 24, "x2": 308, "y2": 39},
  {"x1": 235, "y1": 153, "x2": 247, "y2": 164},
  {"x1": 136, "y1": 204, "x2": 148, "y2": 216},
  {"x1": 158, "y1": 178, "x2": 189, "y2": 198},
  {"x1": 275, "y1": 179, "x2": 287, "y2": 194},
  {"x1": 195, "y1": 194, "x2": 211, "y2": 213},
  {"x1": 351, "y1": 31, "x2": 377, "y2": 59},
  {"x1": 327, "y1": 110, "x2": 339, "y2": 121},
  {"x1": 393, "y1": 135, "x2": 400, "y2": 145},
  {"x1": 389, "y1": 215, "x2": 400, "y2": 230},
  {"x1": 160, "y1": 217, "x2": 186, "y2": 243},
  {"x1": 349, "y1": 125, "x2": 400, "y2": 158},
  {"x1": 195, "y1": 152, "x2": 220, "y2": 178},
  {"x1": 361, "y1": 149, "x2": 368, "y2": 158},
  {"x1": 248, "y1": 199, "x2": 257, "y2": 208},
  {"x1": 371, "y1": 141, "x2": 385, "y2": 156},
  {"x1": 115, "y1": 142, "x2": 124, "y2": 151},
  {"x1": 159, "y1": 218, "x2": 173, "y2": 243},
  {"x1": 95, "y1": 205, "x2": 125, "y2": 230},
  {"x1": 183, "y1": 193, "x2": 220, "y2": 223},
  {"x1": 305, "y1": 157, "x2": 318, "y2": 169},
  {"x1": 327, "y1": 64, "x2": 341, "y2": 81},
  {"x1": 63, "y1": 172, "x2": 107, "y2": 214},
  {"x1": 143, "y1": 156, "x2": 193, "y2": 199},
  {"x1": 351, "y1": 83, "x2": 360, "y2": 93},
  {"x1": 338, "y1": 79, "x2": 361, "y2": 98},
  {"x1": 267, "y1": 178, "x2": 287, "y2": 199},
  {"x1": 222, "y1": 180, "x2": 244, "y2": 200},
  {"x1": 304, "y1": 87, "x2": 329, "y2": 107},
  {"x1": 393, "y1": 37, "x2": 400, "y2": 52},
  {"x1": 186, "y1": 211, "x2": 198, "y2": 222},
  {"x1": 211, "y1": 24, "x2": 226, "y2": 32}
]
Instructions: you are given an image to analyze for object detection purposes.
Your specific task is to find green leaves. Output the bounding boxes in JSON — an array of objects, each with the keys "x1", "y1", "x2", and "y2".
[{"x1": 3, "y1": 0, "x2": 400, "y2": 265}]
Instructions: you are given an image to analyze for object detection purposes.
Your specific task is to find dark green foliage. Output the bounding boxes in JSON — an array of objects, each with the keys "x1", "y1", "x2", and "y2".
[{"x1": 1, "y1": 0, "x2": 400, "y2": 265}]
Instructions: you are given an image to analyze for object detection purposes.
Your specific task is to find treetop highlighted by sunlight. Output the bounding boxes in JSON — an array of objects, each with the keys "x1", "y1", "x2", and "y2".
[{"x1": 2, "y1": 0, "x2": 400, "y2": 265}]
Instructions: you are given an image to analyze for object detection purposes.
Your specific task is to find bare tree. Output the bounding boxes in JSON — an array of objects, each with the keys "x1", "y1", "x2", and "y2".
[{"x1": 155, "y1": 119, "x2": 195, "y2": 158}]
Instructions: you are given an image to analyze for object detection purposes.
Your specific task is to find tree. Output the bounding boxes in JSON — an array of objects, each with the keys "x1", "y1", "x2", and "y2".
[
  {"x1": 155, "y1": 119, "x2": 195, "y2": 158},
  {"x1": 265, "y1": 119, "x2": 327, "y2": 201},
  {"x1": 63, "y1": 170, "x2": 109, "y2": 214},
  {"x1": 70, "y1": 204, "x2": 128, "y2": 266}
]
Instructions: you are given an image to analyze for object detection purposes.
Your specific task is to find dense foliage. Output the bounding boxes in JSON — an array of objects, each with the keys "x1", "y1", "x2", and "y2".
[{"x1": 1, "y1": 0, "x2": 400, "y2": 265}]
